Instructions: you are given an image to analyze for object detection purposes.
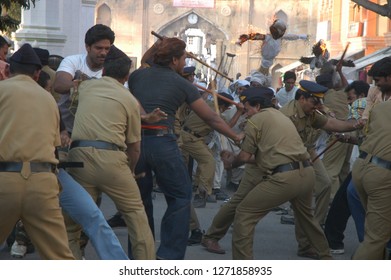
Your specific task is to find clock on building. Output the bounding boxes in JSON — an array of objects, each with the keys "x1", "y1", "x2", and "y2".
[{"x1": 187, "y1": 13, "x2": 198, "y2": 24}]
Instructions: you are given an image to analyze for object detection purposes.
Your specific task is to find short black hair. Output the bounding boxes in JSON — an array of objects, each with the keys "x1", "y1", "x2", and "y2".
[
  {"x1": 103, "y1": 57, "x2": 132, "y2": 80},
  {"x1": 283, "y1": 71, "x2": 296, "y2": 82},
  {"x1": 37, "y1": 71, "x2": 51, "y2": 89},
  {"x1": 345, "y1": 80, "x2": 370, "y2": 98},
  {"x1": 217, "y1": 92, "x2": 233, "y2": 107},
  {"x1": 85, "y1": 24, "x2": 115, "y2": 46},
  {"x1": 368, "y1": 57, "x2": 391, "y2": 77},
  {"x1": 0, "y1": 36, "x2": 10, "y2": 48}
]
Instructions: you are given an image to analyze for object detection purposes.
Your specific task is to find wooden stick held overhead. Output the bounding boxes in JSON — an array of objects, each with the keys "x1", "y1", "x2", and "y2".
[
  {"x1": 338, "y1": 42, "x2": 350, "y2": 65},
  {"x1": 151, "y1": 31, "x2": 234, "y2": 82}
]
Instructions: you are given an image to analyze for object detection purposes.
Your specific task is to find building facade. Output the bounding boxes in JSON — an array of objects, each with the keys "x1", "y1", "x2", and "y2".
[{"x1": 12, "y1": 0, "x2": 391, "y2": 85}]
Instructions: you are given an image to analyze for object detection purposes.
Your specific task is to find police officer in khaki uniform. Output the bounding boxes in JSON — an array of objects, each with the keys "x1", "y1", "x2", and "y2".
[
  {"x1": 202, "y1": 87, "x2": 273, "y2": 255},
  {"x1": 180, "y1": 92, "x2": 241, "y2": 207},
  {"x1": 0, "y1": 43, "x2": 74, "y2": 260},
  {"x1": 217, "y1": 87, "x2": 332, "y2": 260},
  {"x1": 67, "y1": 45, "x2": 155, "y2": 260},
  {"x1": 352, "y1": 57, "x2": 391, "y2": 259},
  {"x1": 280, "y1": 80, "x2": 363, "y2": 258},
  {"x1": 316, "y1": 64, "x2": 352, "y2": 200}
]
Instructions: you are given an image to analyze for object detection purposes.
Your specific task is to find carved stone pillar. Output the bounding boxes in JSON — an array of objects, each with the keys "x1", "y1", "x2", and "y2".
[
  {"x1": 14, "y1": 0, "x2": 66, "y2": 54},
  {"x1": 14, "y1": 0, "x2": 97, "y2": 57}
]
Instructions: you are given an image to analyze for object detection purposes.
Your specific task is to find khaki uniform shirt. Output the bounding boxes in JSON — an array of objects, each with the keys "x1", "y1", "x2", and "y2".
[
  {"x1": 241, "y1": 108, "x2": 309, "y2": 171},
  {"x1": 71, "y1": 76, "x2": 140, "y2": 150},
  {"x1": 324, "y1": 88, "x2": 349, "y2": 120},
  {"x1": 183, "y1": 100, "x2": 221, "y2": 137},
  {"x1": 360, "y1": 100, "x2": 391, "y2": 161},
  {"x1": 280, "y1": 100, "x2": 328, "y2": 151},
  {"x1": 174, "y1": 103, "x2": 190, "y2": 135},
  {"x1": 0, "y1": 75, "x2": 60, "y2": 163}
]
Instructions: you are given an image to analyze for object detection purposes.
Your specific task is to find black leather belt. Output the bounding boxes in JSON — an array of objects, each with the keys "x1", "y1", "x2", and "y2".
[
  {"x1": 359, "y1": 151, "x2": 391, "y2": 170},
  {"x1": 0, "y1": 162, "x2": 56, "y2": 173},
  {"x1": 182, "y1": 126, "x2": 203, "y2": 138},
  {"x1": 57, "y1": 162, "x2": 84, "y2": 169},
  {"x1": 142, "y1": 128, "x2": 174, "y2": 136},
  {"x1": 70, "y1": 140, "x2": 120, "y2": 151},
  {"x1": 272, "y1": 160, "x2": 312, "y2": 175}
]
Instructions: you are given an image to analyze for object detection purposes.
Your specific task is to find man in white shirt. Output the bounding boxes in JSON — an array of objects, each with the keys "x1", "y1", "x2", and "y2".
[
  {"x1": 275, "y1": 71, "x2": 298, "y2": 107},
  {"x1": 53, "y1": 24, "x2": 115, "y2": 134}
]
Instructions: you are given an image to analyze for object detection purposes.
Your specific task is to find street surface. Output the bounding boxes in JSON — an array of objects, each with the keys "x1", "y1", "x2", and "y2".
[{"x1": 0, "y1": 187, "x2": 359, "y2": 260}]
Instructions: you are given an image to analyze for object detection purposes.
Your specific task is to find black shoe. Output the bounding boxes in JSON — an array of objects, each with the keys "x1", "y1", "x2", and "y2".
[
  {"x1": 188, "y1": 229, "x2": 204, "y2": 246},
  {"x1": 206, "y1": 194, "x2": 217, "y2": 203},
  {"x1": 107, "y1": 213, "x2": 126, "y2": 228},
  {"x1": 25, "y1": 242, "x2": 35, "y2": 254},
  {"x1": 193, "y1": 194, "x2": 206, "y2": 208},
  {"x1": 280, "y1": 215, "x2": 295, "y2": 225},
  {"x1": 213, "y1": 189, "x2": 230, "y2": 201},
  {"x1": 153, "y1": 187, "x2": 163, "y2": 193}
]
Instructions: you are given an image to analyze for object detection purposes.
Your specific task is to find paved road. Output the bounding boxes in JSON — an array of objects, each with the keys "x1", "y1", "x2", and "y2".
[{"x1": 0, "y1": 186, "x2": 359, "y2": 260}]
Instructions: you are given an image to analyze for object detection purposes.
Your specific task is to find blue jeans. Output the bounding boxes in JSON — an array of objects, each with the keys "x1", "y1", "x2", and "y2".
[
  {"x1": 132, "y1": 134, "x2": 192, "y2": 259},
  {"x1": 58, "y1": 168, "x2": 128, "y2": 260},
  {"x1": 347, "y1": 180, "x2": 364, "y2": 242}
]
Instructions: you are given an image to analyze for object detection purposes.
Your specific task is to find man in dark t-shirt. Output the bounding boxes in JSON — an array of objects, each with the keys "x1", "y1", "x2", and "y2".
[{"x1": 128, "y1": 37, "x2": 242, "y2": 260}]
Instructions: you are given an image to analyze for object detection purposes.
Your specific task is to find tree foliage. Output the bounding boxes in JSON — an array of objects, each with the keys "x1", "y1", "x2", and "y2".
[
  {"x1": 351, "y1": 0, "x2": 391, "y2": 19},
  {"x1": 0, "y1": 0, "x2": 35, "y2": 32}
]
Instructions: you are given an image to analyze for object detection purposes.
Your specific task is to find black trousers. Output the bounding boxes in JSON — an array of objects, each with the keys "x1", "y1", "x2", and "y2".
[{"x1": 324, "y1": 172, "x2": 352, "y2": 249}]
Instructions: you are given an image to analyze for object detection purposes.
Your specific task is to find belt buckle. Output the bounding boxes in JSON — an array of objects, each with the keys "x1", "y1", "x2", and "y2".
[{"x1": 156, "y1": 130, "x2": 164, "y2": 136}]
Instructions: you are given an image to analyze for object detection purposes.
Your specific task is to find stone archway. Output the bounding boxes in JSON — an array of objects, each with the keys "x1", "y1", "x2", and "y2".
[{"x1": 96, "y1": 3, "x2": 112, "y2": 27}]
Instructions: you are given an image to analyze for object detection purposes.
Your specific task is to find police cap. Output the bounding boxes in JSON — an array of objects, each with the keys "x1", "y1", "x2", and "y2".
[
  {"x1": 10, "y1": 43, "x2": 42, "y2": 69},
  {"x1": 182, "y1": 66, "x2": 196, "y2": 77},
  {"x1": 299, "y1": 80, "x2": 328, "y2": 99},
  {"x1": 240, "y1": 86, "x2": 274, "y2": 103},
  {"x1": 33, "y1": 47, "x2": 49, "y2": 65}
]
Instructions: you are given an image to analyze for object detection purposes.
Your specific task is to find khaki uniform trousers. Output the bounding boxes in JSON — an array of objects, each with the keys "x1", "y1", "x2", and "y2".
[
  {"x1": 0, "y1": 168, "x2": 74, "y2": 259},
  {"x1": 295, "y1": 156, "x2": 331, "y2": 251},
  {"x1": 68, "y1": 147, "x2": 155, "y2": 260},
  {"x1": 180, "y1": 131, "x2": 215, "y2": 195},
  {"x1": 352, "y1": 158, "x2": 391, "y2": 259},
  {"x1": 322, "y1": 140, "x2": 353, "y2": 199},
  {"x1": 204, "y1": 164, "x2": 263, "y2": 241},
  {"x1": 232, "y1": 166, "x2": 331, "y2": 260}
]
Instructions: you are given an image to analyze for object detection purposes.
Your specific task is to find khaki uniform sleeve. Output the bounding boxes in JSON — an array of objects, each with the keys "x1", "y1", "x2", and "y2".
[
  {"x1": 240, "y1": 118, "x2": 259, "y2": 154},
  {"x1": 125, "y1": 99, "x2": 141, "y2": 144}
]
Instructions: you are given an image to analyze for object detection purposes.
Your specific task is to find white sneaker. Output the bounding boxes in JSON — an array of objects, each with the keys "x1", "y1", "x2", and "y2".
[
  {"x1": 10, "y1": 241, "x2": 27, "y2": 258},
  {"x1": 329, "y1": 248, "x2": 344, "y2": 255}
]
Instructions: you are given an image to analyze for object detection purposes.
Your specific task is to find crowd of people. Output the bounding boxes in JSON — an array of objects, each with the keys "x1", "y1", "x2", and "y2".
[{"x1": 0, "y1": 23, "x2": 390, "y2": 260}]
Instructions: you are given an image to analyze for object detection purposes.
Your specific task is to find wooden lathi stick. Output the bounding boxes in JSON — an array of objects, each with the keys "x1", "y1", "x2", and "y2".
[
  {"x1": 151, "y1": 31, "x2": 233, "y2": 82},
  {"x1": 194, "y1": 83, "x2": 239, "y2": 106},
  {"x1": 312, "y1": 138, "x2": 339, "y2": 162}
]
